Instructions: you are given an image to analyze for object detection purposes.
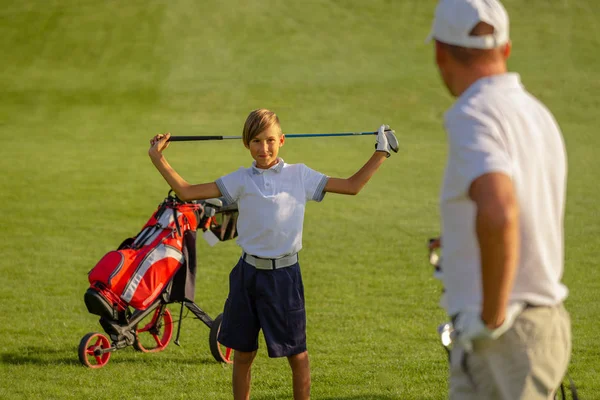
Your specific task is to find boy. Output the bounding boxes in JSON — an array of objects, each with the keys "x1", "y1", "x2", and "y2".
[{"x1": 149, "y1": 109, "x2": 398, "y2": 400}]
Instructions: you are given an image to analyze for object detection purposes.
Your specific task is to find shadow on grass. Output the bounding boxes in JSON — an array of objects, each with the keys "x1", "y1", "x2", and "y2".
[
  {"x1": 90, "y1": 356, "x2": 221, "y2": 368},
  {"x1": 253, "y1": 396, "x2": 399, "y2": 400},
  {"x1": 0, "y1": 345, "x2": 221, "y2": 367},
  {"x1": 310, "y1": 397, "x2": 398, "y2": 400},
  {"x1": 140, "y1": 354, "x2": 225, "y2": 366},
  {"x1": 1, "y1": 345, "x2": 79, "y2": 366}
]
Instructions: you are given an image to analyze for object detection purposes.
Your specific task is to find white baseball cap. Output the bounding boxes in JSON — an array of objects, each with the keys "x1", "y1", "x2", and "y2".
[{"x1": 426, "y1": 0, "x2": 510, "y2": 49}]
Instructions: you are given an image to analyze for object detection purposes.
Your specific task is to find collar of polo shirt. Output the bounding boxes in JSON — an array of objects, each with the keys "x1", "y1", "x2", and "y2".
[{"x1": 251, "y1": 158, "x2": 284, "y2": 174}]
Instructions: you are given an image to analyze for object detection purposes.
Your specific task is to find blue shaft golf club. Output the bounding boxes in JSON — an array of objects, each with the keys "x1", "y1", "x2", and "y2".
[{"x1": 168, "y1": 131, "x2": 377, "y2": 142}]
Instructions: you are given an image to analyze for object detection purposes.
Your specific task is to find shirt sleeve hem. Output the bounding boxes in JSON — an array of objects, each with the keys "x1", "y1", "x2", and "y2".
[
  {"x1": 215, "y1": 178, "x2": 235, "y2": 205},
  {"x1": 312, "y1": 176, "x2": 329, "y2": 202}
]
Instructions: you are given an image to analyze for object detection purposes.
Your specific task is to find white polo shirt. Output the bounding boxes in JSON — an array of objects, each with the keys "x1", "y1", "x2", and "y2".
[
  {"x1": 440, "y1": 73, "x2": 568, "y2": 316},
  {"x1": 215, "y1": 159, "x2": 328, "y2": 259}
]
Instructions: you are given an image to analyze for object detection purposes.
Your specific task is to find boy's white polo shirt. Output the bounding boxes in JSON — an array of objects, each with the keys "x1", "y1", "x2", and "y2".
[
  {"x1": 216, "y1": 159, "x2": 328, "y2": 259},
  {"x1": 440, "y1": 73, "x2": 568, "y2": 316}
]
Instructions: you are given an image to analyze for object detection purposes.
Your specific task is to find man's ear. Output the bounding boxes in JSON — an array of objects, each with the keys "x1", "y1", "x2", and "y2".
[
  {"x1": 435, "y1": 40, "x2": 446, "y2": 67},
  {"x1": 502, "y1": 41, "x2": 512, "y2": 60}
]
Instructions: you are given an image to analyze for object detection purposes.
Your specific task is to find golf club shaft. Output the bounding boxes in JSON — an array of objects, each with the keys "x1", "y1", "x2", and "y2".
[{"x1": 168, "y1": 131, "x2": 377, "y2": 142}]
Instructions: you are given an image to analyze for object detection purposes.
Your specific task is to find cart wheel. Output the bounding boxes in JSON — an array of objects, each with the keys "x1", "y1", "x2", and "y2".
[
  {"x1": 78, "y1": 332, "x2": 112, "y2": 368},
  {"x1": 133, "y1": 308, "x2": 173, "y2": 352},
  {"x1": 209, "y1": 313, "x2": 233, "y2": 364}
]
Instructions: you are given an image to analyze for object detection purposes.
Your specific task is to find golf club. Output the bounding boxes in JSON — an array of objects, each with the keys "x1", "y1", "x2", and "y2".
[{"x1": 167, "y1": 131, "x2": 377, "y2": 142}]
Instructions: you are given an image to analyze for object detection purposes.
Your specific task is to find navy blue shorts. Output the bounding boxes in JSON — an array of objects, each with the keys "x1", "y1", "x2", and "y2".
[{"x1": 217, "y1": 257, "x2": 306, "y2": 358}]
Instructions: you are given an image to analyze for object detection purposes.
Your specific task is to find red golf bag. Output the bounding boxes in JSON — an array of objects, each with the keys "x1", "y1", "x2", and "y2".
[{"x1": 86, "y1": 194, "x2": 203, "y2": 314}]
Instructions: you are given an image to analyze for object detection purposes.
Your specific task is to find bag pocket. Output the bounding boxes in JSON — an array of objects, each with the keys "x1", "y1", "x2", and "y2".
[{"x1": 88, "y1": 249, "x2": 138, "y2": 289}]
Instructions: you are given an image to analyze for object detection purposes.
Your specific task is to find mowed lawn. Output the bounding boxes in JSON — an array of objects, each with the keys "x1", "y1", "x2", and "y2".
[{"x1": 0, "y1": 1, "x2": 598, "y2": 399}]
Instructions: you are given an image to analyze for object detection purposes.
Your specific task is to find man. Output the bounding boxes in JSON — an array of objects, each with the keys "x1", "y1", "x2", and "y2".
[{"x1": 427, "y1": 0, "x2": 571, "y2": 398}]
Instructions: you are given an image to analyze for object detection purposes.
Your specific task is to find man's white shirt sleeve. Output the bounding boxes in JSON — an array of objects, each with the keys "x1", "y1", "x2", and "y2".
[{"x1": 444, "y1": 111, "x2": 513, "y2": 197}]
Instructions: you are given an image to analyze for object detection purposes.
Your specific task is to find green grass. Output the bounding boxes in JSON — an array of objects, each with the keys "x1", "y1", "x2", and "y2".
[{"x1": 0, "y1": 0, "x2": 598, "y2": 399}]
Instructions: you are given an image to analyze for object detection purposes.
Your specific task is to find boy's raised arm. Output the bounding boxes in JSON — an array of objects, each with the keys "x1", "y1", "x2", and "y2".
[
  {"x1": 325, "y1": 125, "x2": 398, "y2": 195},
  {"x1": 149, "y1": 132, "x2": 222, "y2": 201}
]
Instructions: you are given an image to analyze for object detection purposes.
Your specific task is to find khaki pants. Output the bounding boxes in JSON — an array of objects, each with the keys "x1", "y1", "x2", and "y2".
[{"x1": 449, "y1": 304, "x2": 571, "y2": 400}]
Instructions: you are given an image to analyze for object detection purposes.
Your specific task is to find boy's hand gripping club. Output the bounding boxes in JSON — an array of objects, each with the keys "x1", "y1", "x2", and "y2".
[{"x1": 375, "y1": 124, "x2": 399, "y2": 157}]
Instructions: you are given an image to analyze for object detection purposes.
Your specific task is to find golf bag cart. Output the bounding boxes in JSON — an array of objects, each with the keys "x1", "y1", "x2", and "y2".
[{"x1": 78, "y1": 192, "x2": 238, "y2": 368}]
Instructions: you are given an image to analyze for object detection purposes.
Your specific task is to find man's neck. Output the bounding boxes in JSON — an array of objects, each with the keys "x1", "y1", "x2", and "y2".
[{"x1": 454, "y1": 63, "x2": 508, "y2": 97}]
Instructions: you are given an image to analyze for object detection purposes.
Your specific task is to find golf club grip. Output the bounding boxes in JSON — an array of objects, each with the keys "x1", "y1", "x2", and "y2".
[{"x1": 168, "y1": 136, "x2": 224, "y2": 142}]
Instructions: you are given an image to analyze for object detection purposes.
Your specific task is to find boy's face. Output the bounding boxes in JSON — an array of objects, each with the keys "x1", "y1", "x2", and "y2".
[{"x1": 245, "y1": 125, "x2": 285, "y2": 169}]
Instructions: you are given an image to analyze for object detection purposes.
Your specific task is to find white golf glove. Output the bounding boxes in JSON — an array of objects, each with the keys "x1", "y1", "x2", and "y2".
[
  {"x1": 453, "y1": 302, "x2": 525, "y2": 352},
  {"x1": 375, "y1": 124, "x2": 399, "y2": 157}
]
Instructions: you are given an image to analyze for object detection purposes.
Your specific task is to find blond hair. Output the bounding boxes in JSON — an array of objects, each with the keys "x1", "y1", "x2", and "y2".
[{"x1": 242, "y1": 109, "x2": 281, "y2": 146}]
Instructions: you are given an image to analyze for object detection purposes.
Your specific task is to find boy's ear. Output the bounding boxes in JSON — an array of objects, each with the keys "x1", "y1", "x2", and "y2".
[{"x1": 280, "y1": 134, "x2": 285, "y2": 147}]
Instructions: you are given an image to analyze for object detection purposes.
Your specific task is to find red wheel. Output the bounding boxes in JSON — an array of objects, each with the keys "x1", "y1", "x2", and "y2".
[
  {"x1": 209, "y1": 313, "x2": 233, "y2": 364},
  {"x1": 78, "y1": 332, "x2": 112, "y2": 368},
  {"x1": 133, "y1": 308, "x2": 173, "y2": 352}
]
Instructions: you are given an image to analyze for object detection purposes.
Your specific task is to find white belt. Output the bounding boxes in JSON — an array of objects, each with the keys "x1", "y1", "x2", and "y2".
[{"x1": 242, "y1": 252, "x2": 298, "y2": 270}]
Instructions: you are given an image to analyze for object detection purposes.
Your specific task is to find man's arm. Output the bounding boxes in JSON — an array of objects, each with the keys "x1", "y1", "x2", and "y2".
[
  {"x1": 469, "y1": 172, "x2": 520, "y2": 328},
  {"x1": 324, "y1": 152, "x2": 387, "y2": 195}
]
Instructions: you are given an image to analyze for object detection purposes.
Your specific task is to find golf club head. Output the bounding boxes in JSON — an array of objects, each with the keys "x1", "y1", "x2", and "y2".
[
  {"x1": 428, "y1": 237, "x2": 442, "y2": 272},
  {"x1": 204, "y1": 198, "x2": 223, "y2": 208},
  {"x1": 437, "y1": 322, "x2": 454, "y2": 348},
  {"x1": 204, "y1": 206, "x2": 216, "y2": 218},
  {"x1": 385, "y1": 130, "x2": 399, "y2": 153}
]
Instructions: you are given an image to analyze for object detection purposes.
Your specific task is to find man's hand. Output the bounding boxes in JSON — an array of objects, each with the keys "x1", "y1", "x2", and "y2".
[
  {"x1": 453, "y1": 302, "x2": 525, "y2": 352},
  {"x1": 375, "y1": 124, "x2": 399, "y2": 157},
  {"x1": 149, "y1": 132, "x2": 171, "y2": 159}
]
